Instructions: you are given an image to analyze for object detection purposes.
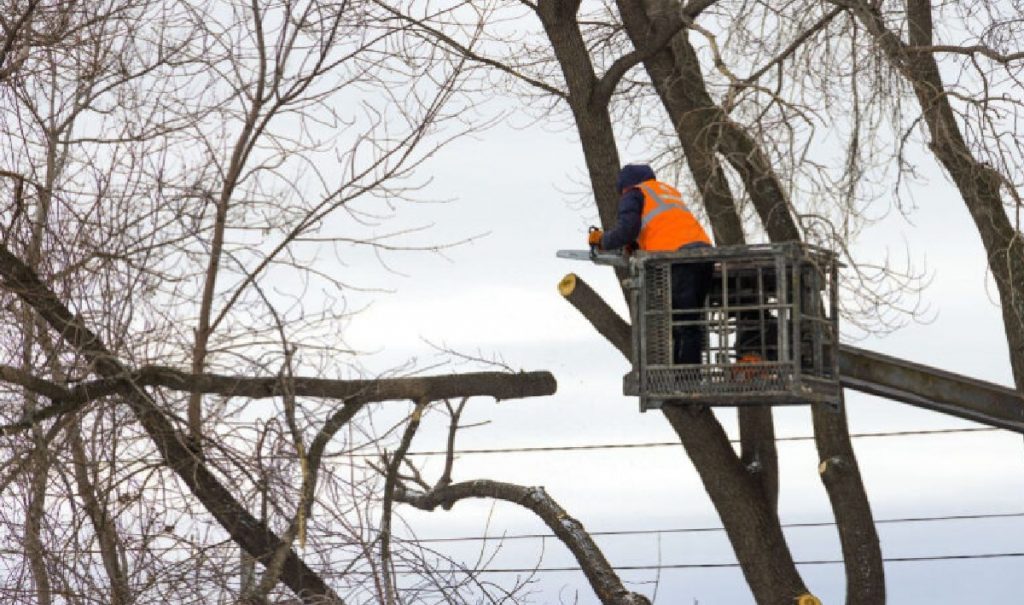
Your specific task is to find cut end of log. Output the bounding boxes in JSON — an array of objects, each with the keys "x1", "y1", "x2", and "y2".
[
  {"x1": 558, "y1": 273, "x2": 578, "y2": 297},
  {"x1": 818, "y1": 456, "x2": 844, "y2": 476}
]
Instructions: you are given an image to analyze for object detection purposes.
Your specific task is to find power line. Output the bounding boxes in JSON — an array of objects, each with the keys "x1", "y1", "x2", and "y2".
[
  {"x1": 203, "y1": 426, "x2": 1000, "y2": 461},
  {"x1": 411, "y1": 551, "x2": 1024, "y2": 575},
  {"x1": 6, "y1": 510, "x2": 1017, "y2": 556},
  {"x1": 98, "y1": 424, "x2": 1000, "y2": 467},
  {"x1": 11, "y1": 543, "x2": 1021, "y2": 573},
  {"x1": 393, "y1": 426, "x2": 999, "y2": 458},
  {"x1": 407, "y1": 510, "x2": 1024, "y2": 544}
]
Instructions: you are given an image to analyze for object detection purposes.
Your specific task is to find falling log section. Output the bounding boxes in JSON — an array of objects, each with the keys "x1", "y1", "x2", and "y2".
[
  {"x1": 558, "y1": 274, "x2": 632, "y2": 357},
  {"x1": 559, "y1": 273, "x2": 1024, "y2": 434}
]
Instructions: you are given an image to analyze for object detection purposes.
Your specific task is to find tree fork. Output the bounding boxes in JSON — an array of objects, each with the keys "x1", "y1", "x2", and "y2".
[
  {"x1": 613, "y1": 2, "x2": 884, "y2": 599},
  {"x1": 538, "y1": 1, "x2": 828, "y2": 599},
  {"x1": 663, "y1": 405, "x2": 809, "y2": 603},
  {"x1": 618, "y1": 0, "x2": 786, "y2": 508}
]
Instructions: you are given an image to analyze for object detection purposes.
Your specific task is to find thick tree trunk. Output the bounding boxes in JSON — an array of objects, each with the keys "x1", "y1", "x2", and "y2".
[
  {"x1": 663, "y1": 405, "x2": 808, "y2": 603},
  {"x1": 25, "y1": 432, "x2": 51, "y2": 605},
  {"x1": 560, "y1": 274, "x2": 811, "y2": 603},
  {"x1": 539, "y1": 1, "x2": 815, "y2": 601},
  {"x1": 618, "y1": 0, "x2": 746, "y2": 246},
  {"x1": 537, "y1": 1, "x2": 877, "y2": 600},
  {"x1": 617, "y1": 0, "x2": 781, "y2": 508},
  {"x1": 537, "y1": 0, "x2": 622, "y2": 226},
  {"x1": 812, "y1": 394, "x2": 884, "y2": 600},
  {"x1": 612, "y1": 2, "x2": 885, "y2": 601},
  {"x1": 842, "y1": 0, "x2": 1024, "y2": 389}
]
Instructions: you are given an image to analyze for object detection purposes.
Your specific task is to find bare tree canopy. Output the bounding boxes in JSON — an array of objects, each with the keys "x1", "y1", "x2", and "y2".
[
  {"x1": 0, "y1": 1, "x2": 554, "y2": 602},
  {"x1": 2, "y1": 0, "x2": 1022, "y2": 603}
]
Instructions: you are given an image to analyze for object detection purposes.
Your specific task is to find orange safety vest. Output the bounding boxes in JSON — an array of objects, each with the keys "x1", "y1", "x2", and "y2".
[{"x1": 635, "y1": 179, "x2": 712, "y2": 251}]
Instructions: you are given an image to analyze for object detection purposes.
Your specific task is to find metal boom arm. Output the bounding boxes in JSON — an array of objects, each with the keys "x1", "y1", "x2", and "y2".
[{"x1": 838, "y1": 346, "x2": 1024, "y2": 433}]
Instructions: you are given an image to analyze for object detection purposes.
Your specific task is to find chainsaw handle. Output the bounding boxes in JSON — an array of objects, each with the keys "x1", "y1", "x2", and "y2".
[{"x1": 588, "y1": 225, "x2": 600, "y2": 259}]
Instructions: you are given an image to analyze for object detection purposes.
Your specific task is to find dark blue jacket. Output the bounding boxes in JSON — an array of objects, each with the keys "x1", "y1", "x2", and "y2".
[{"x1": 602, "y1": 164, "x2": 656, "y2": 250}]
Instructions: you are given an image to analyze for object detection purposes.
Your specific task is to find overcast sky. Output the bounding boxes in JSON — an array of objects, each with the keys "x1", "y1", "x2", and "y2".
[
  {"x1": 313, "y1": 104, "x2": 1024, "y2": 604},
  {"x1": 4, "y1": 2, "x2": 1020, "y2": 603}
]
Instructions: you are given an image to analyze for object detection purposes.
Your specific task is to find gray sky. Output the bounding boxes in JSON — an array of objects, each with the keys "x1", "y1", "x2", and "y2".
[
  {"x1": 325, "y1": 111, "x2": 1024, "y2": 604},
  {"x1": 4, "y1": 2, "x2": 1019, "y2": 602}
]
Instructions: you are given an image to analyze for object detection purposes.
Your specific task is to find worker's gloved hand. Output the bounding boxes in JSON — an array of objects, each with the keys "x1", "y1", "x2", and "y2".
[{"x1": 587, "y1": 228, "x2": 604, "y2": 248}]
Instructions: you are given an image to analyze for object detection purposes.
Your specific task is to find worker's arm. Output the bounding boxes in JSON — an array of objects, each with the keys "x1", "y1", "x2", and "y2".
[{"x1": 601, "y1": 189, "x2": 643, "y2": 250}]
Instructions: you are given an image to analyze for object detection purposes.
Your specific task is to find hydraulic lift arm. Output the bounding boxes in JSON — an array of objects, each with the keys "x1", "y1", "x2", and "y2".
[{"x1": 838, "y1": 345, "x2": 1024, "y2": 434}]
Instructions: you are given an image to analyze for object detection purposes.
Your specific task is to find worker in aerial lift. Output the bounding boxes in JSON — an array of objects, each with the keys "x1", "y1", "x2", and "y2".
[{"x1": 588, "y1": 164, "x2": 714, "y2": 364}]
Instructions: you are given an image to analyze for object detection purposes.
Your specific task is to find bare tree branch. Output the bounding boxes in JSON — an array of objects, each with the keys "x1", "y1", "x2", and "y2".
[
  {"x1": 380, "y1": 398, "x2": 428, "y2": 605},
  {"x1": 730, "y1": 6, "x2": 845, "y2": 101},
  {"x1": 906, "y1": 44, "x2": 1024, "y2": 65},
  {"x1": 0, "y1": 239, "x2": 342, "y2": 603},
  {"x1": 437, "y1": 397, "x2": 468, "y2": 489},
  {"x1": 396, "y1": 480, "x2": 651, "y2": 605},
  {"x1": 370, "y1": 0, "x2": 567, "y2": 99}
]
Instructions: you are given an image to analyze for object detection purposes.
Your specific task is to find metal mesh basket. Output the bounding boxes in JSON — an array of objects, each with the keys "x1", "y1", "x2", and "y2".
[
  {"x1": 643, "y1": 262, "x2": 672, "y2": 366},
  {"x1": 626, "y1": 243, "x2": 841, "y2": 411}
]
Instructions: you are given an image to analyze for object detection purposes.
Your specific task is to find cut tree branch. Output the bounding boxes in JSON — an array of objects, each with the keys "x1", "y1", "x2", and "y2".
[
  {"x1": 558, "y1": 273, "x2": 631, "y2": 359},
  {"x1": 0, "y1": 365, "x2": 555, "y2": 434}
]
